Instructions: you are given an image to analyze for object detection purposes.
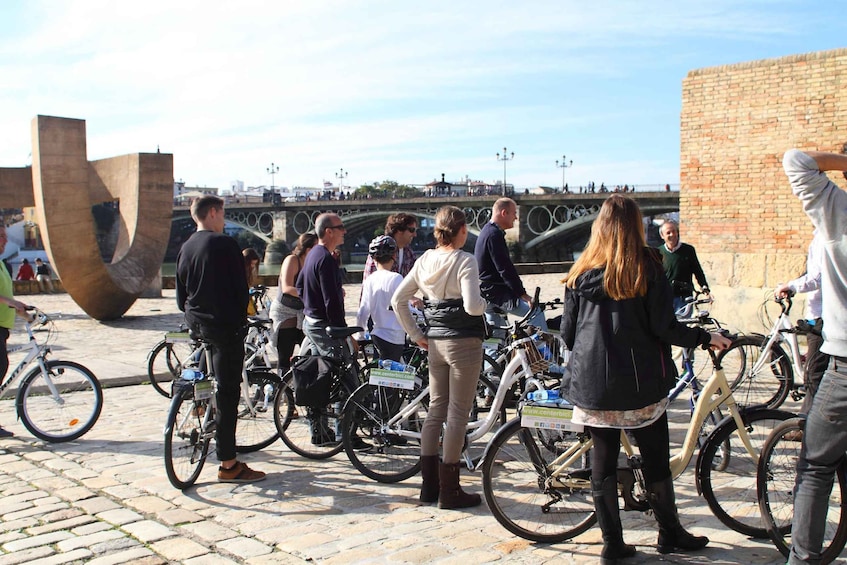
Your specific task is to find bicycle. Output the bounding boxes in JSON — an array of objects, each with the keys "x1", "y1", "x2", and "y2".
[
  {"x1": 480, "y1": 345, "x2": 793, "y2": 543},
  {"x1": 2, "y1": 308, "x2": 102, "y2": 442},
  {"x1": 717, "y1": 293, "x2": 808, "y2": 410},
  {"x1": 147, "y1": 317, "x2": 275, "y2": 399},
  {"x1": 163, "y1": 337, "x2": 281, "y2": 489},
  {"x1": 339, "y1": 306, "x2": 556, "y2": 484},
  {"x1": 757, "y1": 417, "x2": 847, "y2": 563}
]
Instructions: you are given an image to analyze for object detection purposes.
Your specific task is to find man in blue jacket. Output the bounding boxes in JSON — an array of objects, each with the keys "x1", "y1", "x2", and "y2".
[{"x1": 475, "y1": 198, "x2": 546, "y2": 337}]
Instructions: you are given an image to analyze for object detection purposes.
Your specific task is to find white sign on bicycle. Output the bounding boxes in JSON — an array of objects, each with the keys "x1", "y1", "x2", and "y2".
[
  {"x1": 521, "y1": 405, "x2": 584, "y2": 432},
  {"x1": 368, "y1": 368, "x2": 419, "y2": 390},
  {"x1": 165, "y1": 331, "x2": 192, "y2": 343}
]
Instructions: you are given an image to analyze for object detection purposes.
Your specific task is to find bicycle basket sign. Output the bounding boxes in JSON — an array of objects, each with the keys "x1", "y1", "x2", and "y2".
[
  {"x1": 291, "y1": 355, "x2": 335, "y2": 406},
  {"x1": 368, "y1": 368, "x2": 420, "y2": 390},
  {"x1": 521, "y1": 404, "x2": 583, "y2": 432}
]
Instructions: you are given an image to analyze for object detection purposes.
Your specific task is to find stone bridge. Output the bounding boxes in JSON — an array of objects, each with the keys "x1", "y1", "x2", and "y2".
[{"x1": 173, "y1": 191, "x2": 679, "y2": 261}]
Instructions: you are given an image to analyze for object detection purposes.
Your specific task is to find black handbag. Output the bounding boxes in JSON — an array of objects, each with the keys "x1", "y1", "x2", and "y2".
[
  {"x1": 279, "y1": 293, "x2": 305, "y2": 311},
  {"x1": 290, "y1": 355, "x2": 336, "y2": 406}
]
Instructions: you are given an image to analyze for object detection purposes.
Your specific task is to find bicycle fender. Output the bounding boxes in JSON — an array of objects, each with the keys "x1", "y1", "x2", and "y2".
[{"x1": 693, "y1": 407, "x2": 794, "y2": 495}]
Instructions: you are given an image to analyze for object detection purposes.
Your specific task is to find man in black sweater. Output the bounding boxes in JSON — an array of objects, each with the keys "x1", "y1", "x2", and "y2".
[
  {"x1": 657, "y1": 220, "x2": 710, "y2": 314},
  {"x1": 474, "y1": 198, "x2": 546, "y2": 337},
  {"x1": 176, "y1": 195, "x2": 265, "y2": 483}
]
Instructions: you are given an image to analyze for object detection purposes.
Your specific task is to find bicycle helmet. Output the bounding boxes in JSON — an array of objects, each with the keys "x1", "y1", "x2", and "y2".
[{"x1": 368, "y1": 235, "x2": 397, "y2": 262}]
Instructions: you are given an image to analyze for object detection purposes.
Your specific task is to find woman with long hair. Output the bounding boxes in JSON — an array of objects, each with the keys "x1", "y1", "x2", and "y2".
[
  {"x1": 392, "y1": 205, "x2": 486, "y2": 509},
  {"x1": 562, "y1": 195, "x2": 730, "y2": 563},
  {"x1": 270, "y1": 233, "x2": 318, "y2": 373}
]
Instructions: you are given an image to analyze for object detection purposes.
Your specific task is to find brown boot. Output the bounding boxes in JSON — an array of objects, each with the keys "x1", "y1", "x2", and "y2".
[
  {"x1": 438, "y1": 462, "x2": 481, "y2": 510},
  {"x1": 420, "y1": 455, "x2": 440, "y2": 503}
]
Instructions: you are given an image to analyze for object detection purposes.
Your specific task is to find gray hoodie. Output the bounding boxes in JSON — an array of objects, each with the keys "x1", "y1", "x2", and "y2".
[{"x1": 783, "y1": 149, "x2": 847, "y2": 357}]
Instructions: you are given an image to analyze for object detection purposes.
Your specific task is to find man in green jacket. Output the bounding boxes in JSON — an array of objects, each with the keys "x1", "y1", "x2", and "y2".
[{"x1": 658, "y1": 220, "x2": 710, "y2": 314}]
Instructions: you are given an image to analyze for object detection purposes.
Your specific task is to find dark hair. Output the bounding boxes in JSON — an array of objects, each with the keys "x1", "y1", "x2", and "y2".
[
  {"x1": 433, "y1": 206, "x2": 466, "y2": 246},
  {"x1": 292, "y1": 232, "x2": 318, "y2": 259},
  {"x1": 242, "y1": 248, "x2": 260, "y2": 264},
  {"x1": 385, "y1": 213, "x2": 417, "y2": 236},
  {"x1": 191, "y1": 194, "x2": 224, "y2": 220}
]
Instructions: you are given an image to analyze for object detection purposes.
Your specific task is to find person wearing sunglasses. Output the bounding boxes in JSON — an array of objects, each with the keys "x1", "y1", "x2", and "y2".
[{"x1": 363, "y1": 213, "x2": 418, "y2": 280}]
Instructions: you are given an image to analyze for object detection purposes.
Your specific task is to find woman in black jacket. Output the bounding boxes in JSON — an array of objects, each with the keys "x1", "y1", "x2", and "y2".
[{"x1": 561, "y1": 195, "x2": 729, "y2": 564}]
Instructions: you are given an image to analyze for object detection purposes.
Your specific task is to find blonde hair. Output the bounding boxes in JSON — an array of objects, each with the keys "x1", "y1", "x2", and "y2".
[
  {"x1": 433, "y1": 205, "x2": 466, "y2": 246},
  {"x1": 565, "y1": 194, "x2": 653, "y2": 300}
]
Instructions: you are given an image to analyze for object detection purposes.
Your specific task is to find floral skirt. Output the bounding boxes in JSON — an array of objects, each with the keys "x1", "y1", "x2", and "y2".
[{"x1": 572, "y1": 398, "x2": 669, "y2": 430}]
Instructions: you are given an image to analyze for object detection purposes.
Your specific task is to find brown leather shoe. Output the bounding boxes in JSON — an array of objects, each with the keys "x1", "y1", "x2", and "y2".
[{"x1": 218, "y1": 461, "x2": 266, "y2": 483}]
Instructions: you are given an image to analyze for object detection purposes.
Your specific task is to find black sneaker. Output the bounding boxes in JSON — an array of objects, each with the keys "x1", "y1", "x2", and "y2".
[
  {"x1": 350, "y1": 437, "x2": 372, "y2": 451},
  {"x1": 0, "y1": 427, "x2": 13, "y2": 438}
]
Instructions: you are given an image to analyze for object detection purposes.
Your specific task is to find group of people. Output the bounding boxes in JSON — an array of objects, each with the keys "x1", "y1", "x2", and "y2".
[
  {"x1": 172, "y1": 146, "x2": 844, "y2": 562},
  {"x1": 14, "y1": 257, "x2": 54, "y2": 293}
]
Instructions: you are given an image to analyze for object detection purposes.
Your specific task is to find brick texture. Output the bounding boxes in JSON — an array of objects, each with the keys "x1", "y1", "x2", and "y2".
[{"x1": 681, "y1": 47, "x2": 847, "y2": 288}]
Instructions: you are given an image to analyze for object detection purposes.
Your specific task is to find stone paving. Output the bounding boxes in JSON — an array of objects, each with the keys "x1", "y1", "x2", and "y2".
[{"x1": 0, "y1": 279, "x2": 808, "y2": 564}]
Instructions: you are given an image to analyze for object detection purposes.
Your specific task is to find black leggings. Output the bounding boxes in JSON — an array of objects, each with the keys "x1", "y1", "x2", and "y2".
[{"x1": 588, "y1": 412, "x2": 672, "y2": 487}]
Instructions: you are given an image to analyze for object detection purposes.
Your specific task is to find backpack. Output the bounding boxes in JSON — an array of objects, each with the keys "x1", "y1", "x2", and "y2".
[{"x1": 290, "y1": 355, "x2": 337, "y2": 406}]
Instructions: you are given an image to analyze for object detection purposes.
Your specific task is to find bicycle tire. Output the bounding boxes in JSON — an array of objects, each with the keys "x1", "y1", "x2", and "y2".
[
  {"x1": 700, "y1": 406, "x2": 730, "y2": 472},
  {"x1": 164, "y1": 386, "x2": 212, "y2": 489},
  {"x1": 147, "y1": 340, "x2": 197, "y2": 398},
  {"x1": 481, "y1": 418, "x2": 595, "y2": 543},
  {"x1": 757, "y1": 417, "x2": 847, "y2": 563},
  {"x1": 696, "y1": 408, "x2": 793, "y2": 538},
  {"x1": 16, "y1": 360, "x2": 103, "y2": 442},
  {"x1": 274, "y1": 372, "x2": 344, "y2": 459},
  {"x1": 235, "y1": 370, "x2": 281, "y2": 453},
  {"x1": 717, "y1": 336, "x2": 793, "y2": 409}
]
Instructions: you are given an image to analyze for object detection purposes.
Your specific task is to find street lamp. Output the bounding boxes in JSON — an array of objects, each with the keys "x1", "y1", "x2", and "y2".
[
  {"x1": 336, "y1": 168, "x2": 348, "y2": 192},
  {"x1": 496, "y1": 147, "x2": 514, "y2": 196},
  {"x1": 556, "y1": 156, "x2": 573, "y2": 192},
  {"x1": 266, "y1": 162, "x2": 279, "y2": 191}
]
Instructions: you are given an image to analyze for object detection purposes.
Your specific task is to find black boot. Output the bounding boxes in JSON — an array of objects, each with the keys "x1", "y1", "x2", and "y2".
[
  {"x1": 420, "y1": 455, "x2": 439, "y2": 503},
  {"x1": 438, "y1": 462, "x2": 481, "y2": 510},
  {"x1": 646, "y1": 477, "x2": 709, "y2": 554},
  {"x1": 592, "y1": 477, "x2": 637, "y2": 564}
]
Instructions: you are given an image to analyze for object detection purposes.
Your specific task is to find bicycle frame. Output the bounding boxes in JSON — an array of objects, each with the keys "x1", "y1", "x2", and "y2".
[
  {"x1": 753, "y1": 306, "x2": 805, "y2": 386},
  {"x1": 538, "y1": 351, "x2": 760, "y2": 490},
  {"x1": 0, "y1": 320, "x2": 55, "y2": 401}
]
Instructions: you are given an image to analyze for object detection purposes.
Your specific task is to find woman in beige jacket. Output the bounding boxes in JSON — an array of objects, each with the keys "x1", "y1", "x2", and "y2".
[{"x1": 392, "y1": 206, "x2": 486, "y2": 509}]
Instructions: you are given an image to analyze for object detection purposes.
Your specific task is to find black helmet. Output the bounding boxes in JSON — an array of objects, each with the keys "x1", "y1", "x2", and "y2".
[{"x1": 368, "y1": 235, "x2": 397, "y2": 261}]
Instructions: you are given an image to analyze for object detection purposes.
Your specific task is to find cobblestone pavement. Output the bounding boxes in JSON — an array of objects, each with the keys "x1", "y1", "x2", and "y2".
[{"x1": 0, "y1": 280, "x2": 806, "y2": 564}]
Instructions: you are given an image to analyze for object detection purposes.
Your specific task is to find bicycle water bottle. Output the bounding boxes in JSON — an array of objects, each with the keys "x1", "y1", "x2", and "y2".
[
  {"x1": 380, "y1": 359, "x2": 409, "y2": 372},
  {"x1": 262, "y1": 383, "x2": 274, "y2": 411},
  {"x1": 180, "y1": 368, "x2": 204, "y2": 381},
  {"x1": 528, "y1": 390, "x2": 560, "y2": 401}
]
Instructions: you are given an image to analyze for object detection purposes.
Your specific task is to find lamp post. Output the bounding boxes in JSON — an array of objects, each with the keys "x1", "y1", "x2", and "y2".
[
  {"x1": 336, "y1": 168, "x2": 348, "y2": 192},
  {"x1": 266, "y1": 162, "x2": 279, "y2": 191},
  {"x1": 556, "y1": 156, "x2": 573, "y2": 192},
  {"x1": 496, "y1": 147, "x2": 514, "y2": 196}
]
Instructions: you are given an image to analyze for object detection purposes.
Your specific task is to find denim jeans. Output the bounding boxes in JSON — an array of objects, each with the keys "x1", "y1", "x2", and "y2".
[
  {"x1": 484, "y1": 298, "x2": 547, "y2": 340},
  {"x1": 789, "y1": 365, "x2": 847, "y2": 564}
]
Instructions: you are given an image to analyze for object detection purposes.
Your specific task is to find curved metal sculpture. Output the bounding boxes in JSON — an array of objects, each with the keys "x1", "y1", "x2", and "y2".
[{"x1": 0, "y1": 115, "x2": 173, "y2": 320}]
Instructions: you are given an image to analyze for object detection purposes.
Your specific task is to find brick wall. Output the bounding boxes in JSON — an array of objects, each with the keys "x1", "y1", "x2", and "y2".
[{"x1": 681, "y1": 48, "x2": 847, "y2": 290}]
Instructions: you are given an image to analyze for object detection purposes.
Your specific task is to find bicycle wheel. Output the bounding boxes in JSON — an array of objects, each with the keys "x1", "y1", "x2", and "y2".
[
  {"x1": 342, "y1": 380, "x2": 428, "y2": 483},
  {"x1": 16, "y1": 361, "x2": 103, "y2": 442},
  {"x1": 699, "y1": 406, "x2": 730, "y2": 472},
  {"x1": 481, "y1": 418, "x2": 595, "y2": 543},
  {"x1": 147, "y1": 339, "x2": 197, "y2": 398},
  {"x1": 697, "y1": 408, "x2": 793, "y2": 538},
  {"x1": 465, "y1": 374, "x2": 506, "y2": 466},
  {"x1": 235, "y1": 370, "x2": 281, "y2": 453},
  {"x1": 717, "y1": 336, "x2": 792, "y2": 409},
  {"x1": 758, "y1": 418, "x2": 847, "y2": 563},
  {"x1": 164, "y1": 386, "x2": 212, "y2": 489},
  {"x1": 274, "y1": 372, "x2": 344, "y2": 459}
]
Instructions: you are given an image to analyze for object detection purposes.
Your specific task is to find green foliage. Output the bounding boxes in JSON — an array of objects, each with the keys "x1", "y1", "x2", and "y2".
[
  {"x1": 352, "y1": 180, "x2": 423, "y2": 199},
  {"x1": 235, "y1": 230, "x2": 267, "y2": 256}
]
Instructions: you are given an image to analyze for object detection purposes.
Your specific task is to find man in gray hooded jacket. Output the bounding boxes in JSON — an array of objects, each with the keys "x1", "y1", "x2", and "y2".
[{"x1": 783, "y1": 147, "x2": 847, "y2": 564}]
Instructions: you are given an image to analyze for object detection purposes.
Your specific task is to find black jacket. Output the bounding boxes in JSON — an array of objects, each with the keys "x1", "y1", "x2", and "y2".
[
  {"x1": 474, "y1": 221, "x2": 526, "y2": 304},
  {"x1": 560, "y1": 249, "x2": 710, "y2": 411}
]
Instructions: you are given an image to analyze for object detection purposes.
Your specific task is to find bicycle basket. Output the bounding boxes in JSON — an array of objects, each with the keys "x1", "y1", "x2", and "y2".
[{"x1": 526, "y1": 332, "x2": 569, "y2": 375}]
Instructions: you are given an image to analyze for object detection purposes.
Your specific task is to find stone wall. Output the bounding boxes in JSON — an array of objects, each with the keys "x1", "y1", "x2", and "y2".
[{"x1": 680, "y1": 48, "x2": 847, "y2": 329}]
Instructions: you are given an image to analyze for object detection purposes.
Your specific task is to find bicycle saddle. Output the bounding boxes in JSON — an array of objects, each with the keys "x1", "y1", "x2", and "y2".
[{"x1": 327, "y1": 326, "x2": 364, "y2": 339}]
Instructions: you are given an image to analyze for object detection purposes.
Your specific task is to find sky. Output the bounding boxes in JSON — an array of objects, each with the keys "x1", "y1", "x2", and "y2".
[{"x1": 0, "y1": 0, "x2": 844, "y2": 193}]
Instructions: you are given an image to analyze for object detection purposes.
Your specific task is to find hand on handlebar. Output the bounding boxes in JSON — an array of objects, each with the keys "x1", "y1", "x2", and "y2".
[
  {"x1": 773, "y1": 283, "x2": 795, "y2": 300},
  {"x1": 708, "y1": 331, "x2": 731, "y2": 351}
]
